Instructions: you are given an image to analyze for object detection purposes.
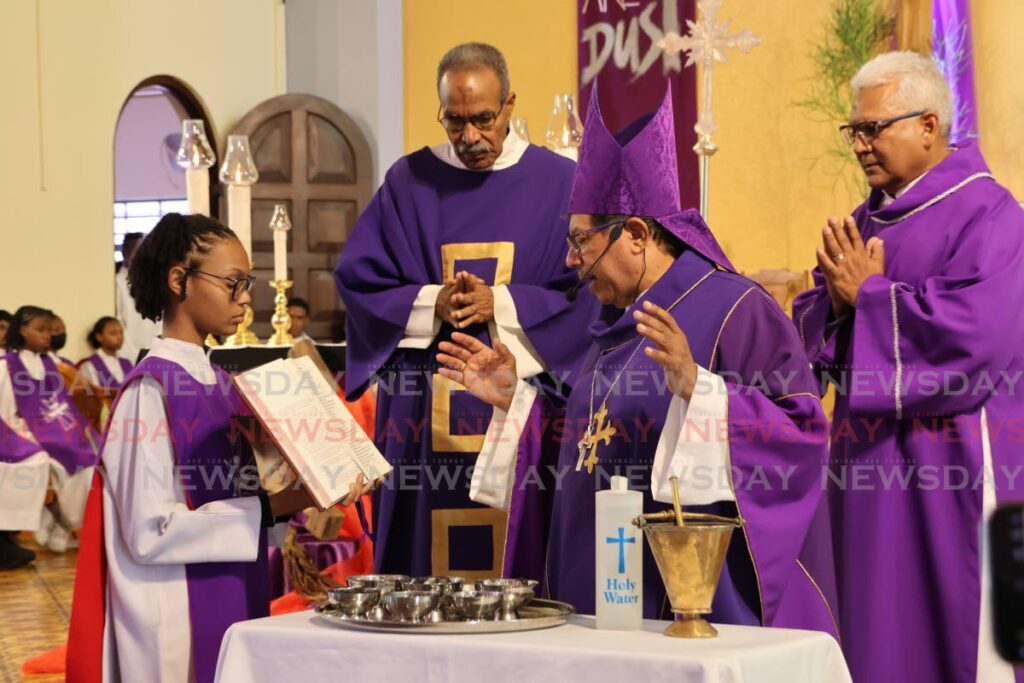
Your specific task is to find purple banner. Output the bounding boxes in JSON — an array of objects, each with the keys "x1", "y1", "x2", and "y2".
[
  {"x1": 578, "y1": 0, "x2": 699, "y2": 210},
  {"x1": 932, "y1": 0, "x2": 977, "y2": 142}
]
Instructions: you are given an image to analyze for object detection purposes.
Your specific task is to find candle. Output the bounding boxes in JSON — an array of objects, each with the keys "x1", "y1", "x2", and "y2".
[
  {"x1": 177, "y1": 120, "x2": 215, "y2": 215},
  {"x1": 226, "y1": 185, "x2": 252, "y2": 259},
  {"x1": 273, "y1": 229, "x2": 287, "y2": 281},
  {"x1": 186, "y1": 168, "x2": 210, "y2": 216},
  {"x1": 268, "y1": 204, "x2": 292, "y2": 282}
]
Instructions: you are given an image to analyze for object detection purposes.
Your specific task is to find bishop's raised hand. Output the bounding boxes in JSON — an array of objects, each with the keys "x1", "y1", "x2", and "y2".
[
  {"x1": 437, "y1": 332, "x2": 518, "y2": 412},
  {"x1": 635, "y1": 301, "x2": 698, "y2": 401}
]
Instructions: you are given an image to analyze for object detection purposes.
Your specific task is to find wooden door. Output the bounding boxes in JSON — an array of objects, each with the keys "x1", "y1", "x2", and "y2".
[{"x1": 227, "y1": 94, "x2": 373, "y2": 341}]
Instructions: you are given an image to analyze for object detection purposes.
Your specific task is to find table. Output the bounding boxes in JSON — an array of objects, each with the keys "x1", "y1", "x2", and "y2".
[{"x1": 215, "y1": 611, "x2": 852, "y2": 683}]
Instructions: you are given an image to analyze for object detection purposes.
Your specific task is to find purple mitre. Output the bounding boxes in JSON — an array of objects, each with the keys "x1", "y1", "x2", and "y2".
[{"x1": 568, "y1": 81, "x2": 735, "y2": 272}]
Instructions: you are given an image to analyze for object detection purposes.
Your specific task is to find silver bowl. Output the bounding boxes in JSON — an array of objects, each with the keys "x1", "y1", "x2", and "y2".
[
  {"x1": 383, "y1": 590, "x2": 441, "y2": 622},
  {"x1": 409, "y1": 577, "x2": 467, "y2": 621},
  {"x1": 326, "y1": 586, "x2": 381, "y2": 617},
  {"x1": 410, "y1": 576, "x2": 465, "y2": 592},
  {"x1": 348, "y1": 575, "x2": 410, "y2": 620},
  {"x1": 476, "y1": 578, "x2": 539, "y2": 592},
  {"x1": 450, "y1": 590, "x2": 504, "y2": 621},
  {"x1": 496, "y1": 586, "x2": 535, "y2": 620},
  {"x1": 347, "y1": 574, "x2": 410, "y2": 590}
]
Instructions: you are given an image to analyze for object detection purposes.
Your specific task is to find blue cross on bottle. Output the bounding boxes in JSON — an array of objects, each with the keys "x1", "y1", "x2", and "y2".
[{"x1": 606, "y1": 527, "x2": 635, "y2": 574}]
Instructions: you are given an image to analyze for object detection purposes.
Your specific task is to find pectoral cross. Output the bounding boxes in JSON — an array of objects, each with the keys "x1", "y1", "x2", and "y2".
[
  {"x1": 583, "y1": 403, "x2": 618, "y2": 475},
  {"x1": 576, "y1": 421, "x2": 595, "y2": 472}
]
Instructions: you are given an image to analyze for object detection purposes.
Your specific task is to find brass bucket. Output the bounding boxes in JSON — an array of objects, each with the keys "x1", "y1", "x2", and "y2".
[{"x1": 636, "y1": 512, "x2": 742, "y2": 638}]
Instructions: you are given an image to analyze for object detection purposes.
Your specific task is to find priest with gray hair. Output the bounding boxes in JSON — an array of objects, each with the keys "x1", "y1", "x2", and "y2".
[
  {"x1": 794, "y1": 50, "x2": 1024, "y2": 683},
  {"x1": 335, "y1": 42, "x2": 596, "y2": 581}
]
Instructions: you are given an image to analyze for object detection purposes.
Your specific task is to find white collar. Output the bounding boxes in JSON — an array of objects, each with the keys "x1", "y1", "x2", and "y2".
[
  {"x1": 430, "y1": 128, "x2": 529, "y2": 171},
  {"x1": 880, "y1": 171, "x2": 928, "y2": 207},
  {"x1": 18, "y1": 349, "x2": 47, "y2": 379},
  {"x1": 147, "y1": 336, "x2": 217, "y2": 385}
]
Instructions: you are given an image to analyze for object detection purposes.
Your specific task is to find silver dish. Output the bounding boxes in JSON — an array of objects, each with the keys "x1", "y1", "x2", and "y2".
[
  {"x1": 383, "y1": 590, "x2": 441, "y2": 622},
  {"x1": 314, "y1": 598, "x2": 575, "y2": 634},
  {"x1": 347, "y1": 575, "x2": 410, "y2": 620},
  {"x1": 477, "y1": 578, "x2": 539, "y2": 592},
  {"x1": 408, "y1": 577, "x2": 466, "y2": 622},
  {"x1": 450, "y1": 590, "x2": 504, "y2": 621},
  {"x1": 326, "y1": 586, "x2": 381, "y2": 617},
  {"x1": 347, "y1": 574, "x2": 410, "y2": 590},
  {"x1": 496, "y1": 586, "x2": 535, "y2": 621}
]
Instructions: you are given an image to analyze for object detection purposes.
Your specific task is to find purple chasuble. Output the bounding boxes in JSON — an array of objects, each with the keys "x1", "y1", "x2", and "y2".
[
  {"x1": 793, "y1": 142, "x2": 1024, "y2": 683},
  {"x1": 537, "y1": 249, "x2": 838, "y2": 636},
  {"x1": 3, "y1": 352, "x2": 97, "y2": 473},
  {"x1": 112, "y1": 358, "x2": 268, "y2": 683},
  {"x1": 84, "y1": 352, "x2": 133, "y2": 390},
  {"x1": 335, "y1": 145, "x2": 598, "y2": 579}
]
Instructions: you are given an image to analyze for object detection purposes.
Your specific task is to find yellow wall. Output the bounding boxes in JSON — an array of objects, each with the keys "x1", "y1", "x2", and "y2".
[
  {"x1": 0, "y1": 0, "x2": 285, "y2": 360},
  {"x1": 706, "y1": 2, "x2": 862, "y2": 274},
  {"x1": 402, "y1": 0, "x2": 578, "y2": 156},
  {"x1": 971, "y1": 0, "x2": 1024, "y2": 201}
]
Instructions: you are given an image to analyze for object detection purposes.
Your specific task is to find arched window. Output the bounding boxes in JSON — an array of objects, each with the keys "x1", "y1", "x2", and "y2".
[{"x1": 112, "y1": 76, "x2": 218, "y2": 265}]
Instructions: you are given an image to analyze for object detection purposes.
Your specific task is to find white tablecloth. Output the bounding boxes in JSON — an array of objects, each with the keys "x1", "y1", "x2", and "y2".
[{"x1": 215, "y1": 611, "x2": 851, "y2": 683}]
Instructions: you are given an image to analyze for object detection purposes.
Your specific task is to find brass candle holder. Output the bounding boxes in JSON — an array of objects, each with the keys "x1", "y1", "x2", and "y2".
[
  {"x1": 223, "y1": 304, "x2": 260, "y2": 346},
  {"x1": 267, "y1": 279, "x2": 294, "y2": 346}
]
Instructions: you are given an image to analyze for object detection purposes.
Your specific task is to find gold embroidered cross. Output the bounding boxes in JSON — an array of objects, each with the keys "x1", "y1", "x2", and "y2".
[{"x1": 584, "y1": 403, "x2": 618, "y2": 474}]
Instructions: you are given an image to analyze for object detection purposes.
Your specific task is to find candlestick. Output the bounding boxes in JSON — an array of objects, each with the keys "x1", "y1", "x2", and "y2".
[
  {"x1": 268, "y1": 279, "x2": 295, "y2": 346},
  {"x1": 223, "y1": 304, "x2": 260, "y2": 347}
]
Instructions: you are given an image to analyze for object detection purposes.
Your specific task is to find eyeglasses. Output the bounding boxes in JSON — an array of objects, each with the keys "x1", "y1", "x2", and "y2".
[
  {"x1": 186, "y1": 268, "x2": 256, "y2": 300},
  {"x1": 839, "y1": 110, "x2": 925, "y2": 145},
  {"x1": 566, "y1": 219, "x2": 625, "y2": 256},
  {"x1": 438, "y1": 100, "x2": 508, "y2": 134}
]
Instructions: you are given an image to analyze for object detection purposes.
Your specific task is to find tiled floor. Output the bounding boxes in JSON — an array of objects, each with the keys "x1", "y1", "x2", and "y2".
[{"x1": 0, "y1": 536, "x2": 73, "y2": 683}]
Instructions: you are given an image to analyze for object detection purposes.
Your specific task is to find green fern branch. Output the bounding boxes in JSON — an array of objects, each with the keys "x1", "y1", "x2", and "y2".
[{"x1": 793, "y1": 0, "x2": 896, "y2": 197}]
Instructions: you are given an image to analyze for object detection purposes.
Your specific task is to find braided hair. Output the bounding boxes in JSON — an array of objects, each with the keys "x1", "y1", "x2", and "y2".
[
  {"x1": 5, "y1": 305, "x2": 54, "y2": 351},
  {"x1": 87, "y1": 316, "x2": 119, "y2": 350},
  {"x1": 128, "y1": 213, "x2": 237, "y2": 322}
]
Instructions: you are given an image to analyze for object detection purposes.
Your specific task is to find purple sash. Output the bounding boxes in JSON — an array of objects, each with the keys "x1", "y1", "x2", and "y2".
[
  {"x1": 5, "y1": 352, "x2": 97, "y2": 473},
  {"x1": 84, "y1": 353, "x2": 133, "y2": 390},
  {"x1": 0, "y1": 359, "x2": 45, "y2": 464}
]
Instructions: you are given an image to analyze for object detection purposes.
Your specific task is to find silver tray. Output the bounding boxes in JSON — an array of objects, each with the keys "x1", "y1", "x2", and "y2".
[{"x1": 313, "y1": 598, "x2": 575, "y2": 634}]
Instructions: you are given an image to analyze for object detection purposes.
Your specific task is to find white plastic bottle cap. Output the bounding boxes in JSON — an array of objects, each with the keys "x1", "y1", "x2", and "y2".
[{"x1": 610, "y1": 476, "x2": 628, "y2": 491}]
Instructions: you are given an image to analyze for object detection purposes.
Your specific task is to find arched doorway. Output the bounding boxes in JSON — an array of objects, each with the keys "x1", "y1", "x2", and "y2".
[{"x1": 112, "y1": 76, "x2": 219, "y2": 265}]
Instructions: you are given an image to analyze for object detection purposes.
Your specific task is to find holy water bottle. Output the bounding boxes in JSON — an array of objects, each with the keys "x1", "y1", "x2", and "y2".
[{"x1": 595, "y1": 475, "x2": 643, "y2": 630}]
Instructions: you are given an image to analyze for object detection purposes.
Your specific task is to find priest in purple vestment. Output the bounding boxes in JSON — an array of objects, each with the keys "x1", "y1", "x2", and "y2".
[
  {"x1": 793, "y1": 51, "x2": 1024, "y2": 683},
  {"x1": 334, "y1": 43, "x2": 597, "y2": 581},
  {"x1": 436, "y1": 82, "x2": 839, "y2": 639}
]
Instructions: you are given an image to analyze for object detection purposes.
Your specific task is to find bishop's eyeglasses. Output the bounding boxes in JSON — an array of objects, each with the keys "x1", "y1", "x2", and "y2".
[
  {"x1": 839, "y1": 110, "x2": 925, "y2": 145},
  {"x1": 566, "y1": 219, "x2": 626, "y2": 256}
]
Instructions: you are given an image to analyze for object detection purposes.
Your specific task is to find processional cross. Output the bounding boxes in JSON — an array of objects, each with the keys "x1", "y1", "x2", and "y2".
[{"x1": 657, "y1": 0, "x2": 761, "y2": 220}]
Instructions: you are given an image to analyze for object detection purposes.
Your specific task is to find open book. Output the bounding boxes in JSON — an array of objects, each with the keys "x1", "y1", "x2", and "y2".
[{"x1": 233, "y1": 355, "x2": 391, "y2": 510}]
